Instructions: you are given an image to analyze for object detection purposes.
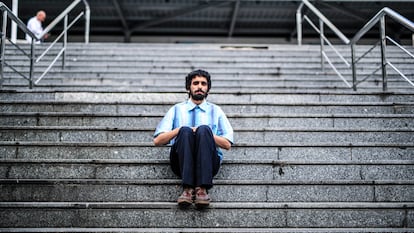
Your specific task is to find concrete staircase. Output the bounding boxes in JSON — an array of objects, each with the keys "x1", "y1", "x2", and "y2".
[{"x1": 0, "y1": 43, "x2": 413, "y2": 232}]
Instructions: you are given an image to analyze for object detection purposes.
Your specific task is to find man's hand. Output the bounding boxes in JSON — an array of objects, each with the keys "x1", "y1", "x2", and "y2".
[{"x1": 153, "y1": 127, "x2": 181, "y2": 146}]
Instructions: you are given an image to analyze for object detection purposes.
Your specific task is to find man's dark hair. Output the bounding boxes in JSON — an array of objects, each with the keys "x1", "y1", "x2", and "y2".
[{"x1": 185, "y1": 69, "x2": 211, "y2": 91}]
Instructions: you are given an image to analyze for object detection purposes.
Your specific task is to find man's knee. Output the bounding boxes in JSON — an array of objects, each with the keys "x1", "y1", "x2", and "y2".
[
  {"x1": 178, "y1": 126, "x2": 193, "y2": 135},
  {"x1": 175, "y1": 127, "x2": 194, "y2": 144},
  {"x1": 195, "y1": 125, "x2": 213, "y2": 137}
]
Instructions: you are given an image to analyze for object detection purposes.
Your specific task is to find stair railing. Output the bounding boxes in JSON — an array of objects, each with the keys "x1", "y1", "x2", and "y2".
[
  {"x1": 350, "y1": 7, "x2": 414, "y2": 91},
  {"x1": 297, "y1": 0, "x2": 352, "y2": 88},
  {"x1": 297, "y1": 0, "x2": 414, "y2": 91},
  {"x1": 0, "y1": 0, "x2": 90, "y2": 89}
]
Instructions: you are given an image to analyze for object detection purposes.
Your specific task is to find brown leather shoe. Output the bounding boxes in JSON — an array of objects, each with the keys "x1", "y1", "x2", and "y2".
[
  {"x1": 177, "y1": 188, "x2": 193, "y2": 208},
  {"x1": 194, "y1": 187, "x2": 210, "y2": 209}
]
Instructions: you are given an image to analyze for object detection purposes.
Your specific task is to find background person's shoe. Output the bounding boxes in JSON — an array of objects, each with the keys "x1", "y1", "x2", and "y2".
[
  {"x1": 194, "y1": 187, "x2": 210, "y2": 209},
  {"x1": 177, "y1": 188, "x2": 193, "y2": 208}
]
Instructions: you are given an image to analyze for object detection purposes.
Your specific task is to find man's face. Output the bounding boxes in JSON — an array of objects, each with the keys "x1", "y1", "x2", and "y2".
[
  {"x1": 37, "y1": 12, "x2": 46, "y2": 22},
  {"x1": 189, "y1": 75, "x2": 209, "y2": 101}
]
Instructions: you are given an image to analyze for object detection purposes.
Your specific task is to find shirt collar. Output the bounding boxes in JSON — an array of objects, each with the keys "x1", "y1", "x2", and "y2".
[{"x1": 186, "y1": 99, "x2": 208, "y2": 112}]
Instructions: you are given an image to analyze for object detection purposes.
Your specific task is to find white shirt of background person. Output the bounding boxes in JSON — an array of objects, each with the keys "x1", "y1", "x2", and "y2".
[{"x1": 26, "y1": 11, "x2": 46, "y2": 44}]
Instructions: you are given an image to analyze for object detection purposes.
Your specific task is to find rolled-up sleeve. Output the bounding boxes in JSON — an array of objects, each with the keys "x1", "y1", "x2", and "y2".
[
  {"x1": 217, "y1": 107, "x2": 234, "y2": 144},
  {"x1": 154, "y1": 106, "x2": 175, "y2": 138}
]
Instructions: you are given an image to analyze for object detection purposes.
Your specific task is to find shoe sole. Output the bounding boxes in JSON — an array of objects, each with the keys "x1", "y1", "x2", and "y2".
[
  {"x1": 178, "y1": 199, "x2": 193, "y2": 208},
  {"x1": 195, "y1": 200, "x2": 210, "y2": 209}
]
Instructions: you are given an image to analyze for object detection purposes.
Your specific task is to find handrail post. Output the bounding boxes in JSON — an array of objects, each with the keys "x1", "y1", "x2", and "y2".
[
  {"x1": 0, "y1": 11, "x2": 7, "y2": 89},
  {"x1": 62, "y1": 15, "x2": 68, "y2": 69},
  {"x1": 351, "y1": 44, "x2": 357, "y2": 91},
  {"x1": 10, "y1": 0, "x2": 17, "y2": 43},
  {"x1": 320, "y1": 19, "x2": 325, "y2": 72},
  {"x1": 83, "y1": 0, "x2": 90, "y2": 44},
  {"x1": 29, "y1": 41, "x2": 35, "y2": 89},
  {"x1": 296, "y1": 3, "x2": 303, "y2": 46},
  {"x1": 380, "y1": 16, "x2": 387, "y2": 92}
]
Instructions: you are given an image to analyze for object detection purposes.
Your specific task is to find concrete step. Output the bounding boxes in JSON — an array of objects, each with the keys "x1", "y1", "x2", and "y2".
[
  {"x1": 5, "y1": 61, "x2": 412, "y2": 71},
  {"x1": 2, "y1": 75, "x2": 410, "y2": 85},
  {"x1": 1, "y1": 126, "x2": 413, "y2": 144},
  {"x1": 8, "y1": 84, "x2": 408, "y2": 92},
  {"x1": 0, "y1": 79, "x2": 391, "y2": 91},
  {"x1": 5, "y1": 42, "x2": 410, "y2": 51},
  {"x1": 5, "y1": 85, "x2": 414, "y2": 93},
  {"x1": 1, "y1": 142, "x2": 413, "y2": 161},
  {"x1": 2, "y1": 100, "x2": 413, "y2": 114},
  {"x1": 1, "y1": 74, "x2": 391, "y2": 83},
  {"x1": 0, "y1": 77, "x2": 369, "y2": 87},
  {"x1": 1, "y1": 112, "x2": 414, "y2": 129},
  {"x1": 5, "y1": 44, "x2": 413, "y2": 62},
  {"x1": 1, "y1": 61, "x2": 405, "y2": 72},
  {"x1": 0, "y1": 70, "x2": 407, "y2": 80},
  {"x1": 1, "y1": 227, "x2": 413, "y2": 233},
  {"x1": 2, "y1": 54, "x2": 410, "y2": 70},
  {"x1": 1, "y1": 91, "x2": 414, "y2": 103},
  {"x1": 6, "y1": 59, "x2": 413, "y2": 68},
  {"x1": 1, "y1": 158, "x2": 413, "y2": 181},
  {"x1": 1, "y1": 179, "x2": 413, "y2": 202},
  {"x1": 5, "y1": 58, "x2": 407, "y2": 75},
  {"x1": 0, "y1": 202, "x2": 412, "y2": 228},
  {"x1": 0, "y1": 70, "x2": 356, "y2": 82},
  {"x1": 1, "y1": 46, "x2": 389, "y2": 57},
  {"x1": 3, "y1": 78, "x2": 411, "y2": 93}
]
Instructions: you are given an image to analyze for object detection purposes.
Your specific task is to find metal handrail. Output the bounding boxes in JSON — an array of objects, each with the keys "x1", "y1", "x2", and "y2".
[
  {"x1": 297, "y1": 0, "x2": 349, "y2": 45},
  {"x1": 350, "y1": 7, "x2": 414, "y2": 91},
  {"x1": 297, "y1": 0, "x2": 352, "y2": 88},
  {"x1": 0, "y1": 3, "x2": 37, "y2": 38},
  {"x1": 297, "y1": 0, "x2": 414, "y2": 91},
  {"x1": 0, "y1": 0, "x2": 90, "y2": 89}
]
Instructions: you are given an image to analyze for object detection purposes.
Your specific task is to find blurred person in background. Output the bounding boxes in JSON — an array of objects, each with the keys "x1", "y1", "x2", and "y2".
[{"x1": 26, "y1": 10, "x2": 49, "y2": 43}]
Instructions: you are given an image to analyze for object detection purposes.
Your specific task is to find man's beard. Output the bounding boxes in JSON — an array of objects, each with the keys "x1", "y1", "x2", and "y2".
[{"x1": 190, "y1": 90, "x2": 207, "y2": 101}]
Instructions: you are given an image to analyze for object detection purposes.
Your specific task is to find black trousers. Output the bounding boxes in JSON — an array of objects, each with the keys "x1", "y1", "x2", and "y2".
[{"x1": 170, "y1": 125, "x2": 221, "y2": 190}]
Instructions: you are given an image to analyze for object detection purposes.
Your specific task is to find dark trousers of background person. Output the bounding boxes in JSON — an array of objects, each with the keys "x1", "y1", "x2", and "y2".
[{"x1": 170, "y1": 125, "x2": 221, "y2": 190}]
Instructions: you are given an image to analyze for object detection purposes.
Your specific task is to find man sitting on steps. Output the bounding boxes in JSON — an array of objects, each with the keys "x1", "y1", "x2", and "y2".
[{"x1": 153, "y1": 69, "x2": 234, "y2": 209}]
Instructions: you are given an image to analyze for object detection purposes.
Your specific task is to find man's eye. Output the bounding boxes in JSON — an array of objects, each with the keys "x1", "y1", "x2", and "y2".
[{"x1": 192, "y1": 81, "x2": 207, "y2": 86}]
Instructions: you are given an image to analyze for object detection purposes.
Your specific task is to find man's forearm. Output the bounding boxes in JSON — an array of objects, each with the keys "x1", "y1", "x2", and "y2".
[
  {"x1": 214, "y1": 135, "x2": 231, "y2": 150},
  {"x1": 153, "y1": 127, "x2": 180, "y2": 146}
]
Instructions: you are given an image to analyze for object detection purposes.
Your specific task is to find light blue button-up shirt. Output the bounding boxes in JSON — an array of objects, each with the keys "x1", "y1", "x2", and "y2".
[{"x1": 154, "y1": 100, "x2": 234, "y2": 160}]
